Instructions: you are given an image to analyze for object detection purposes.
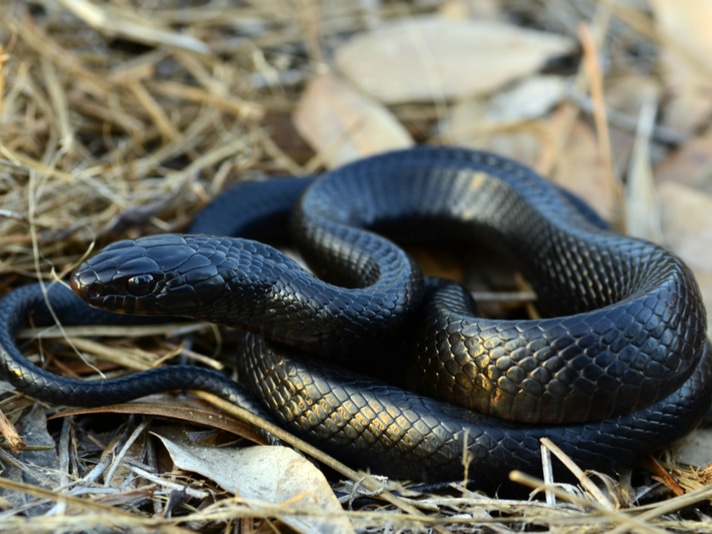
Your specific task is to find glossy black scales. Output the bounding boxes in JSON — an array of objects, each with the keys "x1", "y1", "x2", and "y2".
[{"x1": 0, "y1": 146, "x2": 708, "y2": 487}]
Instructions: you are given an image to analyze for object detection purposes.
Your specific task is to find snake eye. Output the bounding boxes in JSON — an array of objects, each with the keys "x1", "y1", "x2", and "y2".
[{"x1": 126, "y1": 274, "x2": 156, "y2": 296}]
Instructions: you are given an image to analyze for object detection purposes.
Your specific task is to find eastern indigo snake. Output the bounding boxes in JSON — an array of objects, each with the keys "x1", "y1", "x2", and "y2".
[{"x1": 1, "y1": 146, "x2": 710, "y2": 486}]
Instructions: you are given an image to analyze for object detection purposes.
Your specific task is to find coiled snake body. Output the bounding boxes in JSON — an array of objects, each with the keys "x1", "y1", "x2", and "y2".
[{"x1": 1, "y1": 146, "x2": 710, "y2": 486}]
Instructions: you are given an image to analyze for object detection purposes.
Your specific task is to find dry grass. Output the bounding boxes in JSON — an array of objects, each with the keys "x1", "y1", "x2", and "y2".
[{"x1": 1, "y1": 1, "x2": 712, "y2": 532}]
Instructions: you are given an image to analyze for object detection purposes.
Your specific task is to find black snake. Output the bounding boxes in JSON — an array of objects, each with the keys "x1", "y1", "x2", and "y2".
[{"x1": 1, "y1": 146, "x2": 709, "y2": 487}]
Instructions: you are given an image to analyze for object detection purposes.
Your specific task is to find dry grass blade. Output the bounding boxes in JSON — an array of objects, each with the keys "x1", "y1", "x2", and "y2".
[
  {"x1": 60, "y1": 0, "x2": 211, "y2": 54},
  {"x1": 0, "y1": 476, "x2": 193, "y2": 532},
  {"x1": 53, "y1": 400, "x2": 266, "y2": 445},
  {"x1": 510, "y1": 471, "x2": 667, "y2": 533}
]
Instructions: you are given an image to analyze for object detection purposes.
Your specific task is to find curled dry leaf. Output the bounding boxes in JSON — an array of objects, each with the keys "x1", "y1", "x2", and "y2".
[
  {"x1": 444, "y1": 75, "x2": 567, "y2": 143},
  {"x1": 156, "y1": 432, "x2": 353, "y2": 534},
  {"x1": 335, "y1": 15, "x2": 575, "y2": 104},
  {"x1": 293, "y1": 74, "x2": 412, "y2": 168},
  {"x1": 442, "y1": 75, "x2": 568, "y2": 168}
]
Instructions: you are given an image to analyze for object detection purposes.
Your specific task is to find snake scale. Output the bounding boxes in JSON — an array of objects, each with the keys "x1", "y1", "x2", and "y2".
[{"x1": 1, "y1": 146, "x2": 709, "y2": 488}]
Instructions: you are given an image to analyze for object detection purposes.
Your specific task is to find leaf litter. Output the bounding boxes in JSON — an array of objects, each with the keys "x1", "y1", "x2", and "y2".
[{"x1": 1, "y1": 0, "x2": 712, "y2": 532}]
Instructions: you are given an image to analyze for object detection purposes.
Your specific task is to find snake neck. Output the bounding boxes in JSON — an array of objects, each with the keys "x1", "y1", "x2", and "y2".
[{"x1": 71, "y1": 233, "x2": 424, "y2": 357}]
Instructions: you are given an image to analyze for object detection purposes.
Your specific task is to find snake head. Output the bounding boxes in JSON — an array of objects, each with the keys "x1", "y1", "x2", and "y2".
[{"x1": 71, "y1": 234, "x2": 226, "y2": 317}]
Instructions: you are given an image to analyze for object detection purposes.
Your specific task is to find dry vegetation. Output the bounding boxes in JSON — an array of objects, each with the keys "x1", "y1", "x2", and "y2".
[{"x1": 1, "y1": 0, "x2": 712, "y2": 532}]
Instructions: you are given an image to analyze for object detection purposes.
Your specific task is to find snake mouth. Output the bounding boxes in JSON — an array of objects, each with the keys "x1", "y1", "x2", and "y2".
[{"x1": 70, "y1": 269, "x2": 99, "y2": 301}]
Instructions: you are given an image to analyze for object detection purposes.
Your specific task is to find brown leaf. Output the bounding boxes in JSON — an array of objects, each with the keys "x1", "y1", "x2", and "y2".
[
  {"x1": 550, "y1": 114, "x2": 618, "y2": 222},
  {"x1": 658, "y1": 181, "x2": 712, "y2": 333},
  {"x1": 441, "y1": 75, "x2": 569, "y2": 175},
  {"x1": 156, "y1": 431, "x2": 353, "y2": 534},
  {"x1": 335, "y1": 15, "x2": 575, "y2": 104},
  {"x1": 442, "y1": 75, "x2": 567, "y2": 156},
  {"x1": 650, "y1": 0, "x2": 712, "y2": 132},
  {"x1": 53, "y1": 398, "x2": 267, "y2": 445},
  {"x1": 0, "y1": 406, "x2": 24, "y2": 453},
  {"x1": 654, "y1": 133, "x2": 712, "y2": 193},
  {"x1": 293, "y1": 74, "x2": 412, "y2": 168},
  {"x1": 0, "y1": 410, "x2": 57, "y2": 508},
  {"x1": 486, "y1": 75, "x2": 568, "y2": 123},
  {"x1": 670, "y1": 429, "x2": 712, "y2": 468}
]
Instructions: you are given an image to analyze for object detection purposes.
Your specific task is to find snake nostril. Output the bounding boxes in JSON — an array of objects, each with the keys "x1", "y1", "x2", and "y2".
[
  {"x1": 86, "y1": 284, "x2": 101, "y2": 299},
  {"x1": 70, "y1": 271, "x2": 98, "y2": 300}
]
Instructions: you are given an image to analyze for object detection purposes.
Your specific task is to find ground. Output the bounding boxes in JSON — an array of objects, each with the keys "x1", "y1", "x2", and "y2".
[{"x1": 1, "y1": 1, "x2": 712, "y2": 532}]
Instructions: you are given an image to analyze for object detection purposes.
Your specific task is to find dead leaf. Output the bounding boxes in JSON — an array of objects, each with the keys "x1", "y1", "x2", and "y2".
[
  {"x1": 0, "y1": 403, "x2": 23, "y2": 453},
  {"x1": 335, "y1": 15, "x2": 575, "y2": 104},
  {"x1": 654, "y1": 132, "x2": 712, "y2": 193},
  {"x1": 442, "y1": 101, "x2": 555, "y2": 171},
  {"x1": 650, "y1": 0, "x2": 712, "y2": 132},
  {"x1": 156, "y1": 432, "x2": 352, "y2": 534},
  {"x1": 605, "y1": 75, "x2": 663, "y2": 120},
  {"x1": 442, "y1": 75, "x2": 567, "y2": 160},
  {"x1": 54, "y1": 399, "x2": 266, "y2": 445},
  {"x1": 441, "y1": 97, "x2": 489, "y2": 144},
  {"x1": 293, "y1": 74, "x2": 412, "y2": 168},
  {"x1": 658, "y1": 181, "x2": 712, "y2": 333},
  {"x1": 487, "y1": 75, "x2": 568, "y2": 124},
  {"x1": 439, "y1": 0, "x2": 500, "y2": 20},
  {"x1": 0, "y1": 409, "x2": 57, "y2": 512},
  {"x1": 671, "y1": 429, "x2": 712, "y2": 467},
  {"x1": 550, "y1": 112, "x2": 618, "y2": 222},
  {"x1": 659, "y1": 181, "x2": 712, "y2": 268}
]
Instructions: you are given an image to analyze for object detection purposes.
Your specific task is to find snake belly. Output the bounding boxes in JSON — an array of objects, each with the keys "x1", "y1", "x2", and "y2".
[{"x1": 1, "y1": 146, "x2": 709, "y2": 487}]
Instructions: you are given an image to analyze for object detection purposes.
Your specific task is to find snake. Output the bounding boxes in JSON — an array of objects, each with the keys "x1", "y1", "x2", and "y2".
[{"x1": 1, "y1": 146, "x2": 710, "y2": 488}]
